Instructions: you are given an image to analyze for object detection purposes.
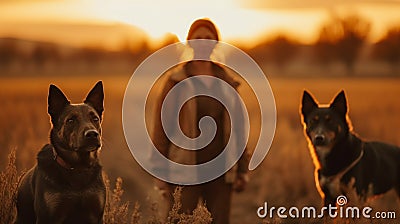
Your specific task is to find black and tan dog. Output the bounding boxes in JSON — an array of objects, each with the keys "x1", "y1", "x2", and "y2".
[
  {"x1": 301, "y1": 90, "x2": 400, "y2": 207},
  {"x1": 16, "y1": 81, "x2": 106, "y2": 224}
]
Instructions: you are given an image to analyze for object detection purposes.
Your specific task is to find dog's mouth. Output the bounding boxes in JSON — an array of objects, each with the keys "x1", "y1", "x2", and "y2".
[
  {"x1": 313, "y1": 139, "x2": 327, "y2": 147},
  {"x1": 83, "y1": 145, "x2": 100, "y2": 152},
  {"x1": 74, "y1": 141, "x2": 101, "y2": 152}
]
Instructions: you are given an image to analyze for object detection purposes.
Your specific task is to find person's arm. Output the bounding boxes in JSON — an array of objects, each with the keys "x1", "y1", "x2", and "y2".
[
  {"x1": 233, "y1": 94, "x2": 250, "y2": 192},
  {"x1": 150, "y1": 77, "x2": 176, "y2": 193},
  {"x1": 151, "y1": 78, "x2": 175, "y2": 158}
]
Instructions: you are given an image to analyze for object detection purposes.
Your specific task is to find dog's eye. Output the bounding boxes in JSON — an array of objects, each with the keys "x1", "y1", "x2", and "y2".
[
  {"x1": 93, "y1": 116, "x2": 99, "y2": 122},
  {"x1": 66, "y1": 117, "x2": 75, "y2": 124},
  {"x1": 311, "y1": 116, "x2": 319, "y2": 123}
]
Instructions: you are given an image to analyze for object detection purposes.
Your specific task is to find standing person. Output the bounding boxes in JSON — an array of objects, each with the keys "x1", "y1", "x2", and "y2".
[{"x1": 150, "y1": 18, "x2": 250, "y2": 224}]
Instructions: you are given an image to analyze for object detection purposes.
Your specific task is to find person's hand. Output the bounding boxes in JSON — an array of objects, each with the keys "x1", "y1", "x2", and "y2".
[
  {"x1": 233, "y1": 173, "x2": 249, "y2": 193},
  {"x1": 154, "y1": 179, "x2": 170, "y2": 198}
]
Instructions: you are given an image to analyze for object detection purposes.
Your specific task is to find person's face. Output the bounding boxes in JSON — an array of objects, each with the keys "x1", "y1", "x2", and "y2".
[
  {"x1": 188, "y1": 26, "x2": 217, "y2": 59},
  {"x1": 189, "y1": 26, "x2": 218, "y2": 40}
]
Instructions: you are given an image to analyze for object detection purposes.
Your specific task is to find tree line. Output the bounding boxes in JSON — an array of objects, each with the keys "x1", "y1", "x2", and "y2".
[
  {"x1": 1, "y1": 14, "x2": 399, "y2": 76},
  {"x1": 248, "y1": 14, "x2": 400, "y2": 76}
]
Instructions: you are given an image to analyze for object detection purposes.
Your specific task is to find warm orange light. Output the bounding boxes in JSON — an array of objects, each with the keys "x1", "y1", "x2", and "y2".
[
  {"x1": 0, "y1": 0, "x2": 324, "y2": 45},
  {"x1": 1, "y1": 0, "x2": 400, "y2": 48}
]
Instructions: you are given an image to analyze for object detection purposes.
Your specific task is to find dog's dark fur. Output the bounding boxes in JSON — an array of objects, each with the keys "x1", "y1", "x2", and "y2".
[
  {"x1": 16, "y1": 81, "x2": 106, "y2": 224},
  {"x1": 301, "y1": 90, "x2": 400, "y2": 207}
]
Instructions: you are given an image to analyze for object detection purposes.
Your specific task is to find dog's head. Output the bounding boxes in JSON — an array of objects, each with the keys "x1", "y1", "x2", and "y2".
[
  {"x1": 48, "y1": 81, "x2": 104, "y2": 166},
  {"x1": 301, "y1": 90, "x2": 350, "y2": 160}
]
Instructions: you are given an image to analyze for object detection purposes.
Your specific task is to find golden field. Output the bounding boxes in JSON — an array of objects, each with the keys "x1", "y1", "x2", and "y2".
[{"x1": 1, "y1": 75, "x2": 400, "y2": 223}]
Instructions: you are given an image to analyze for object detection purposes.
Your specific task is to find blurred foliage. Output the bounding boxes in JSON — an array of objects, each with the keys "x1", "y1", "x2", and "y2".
[
  {"x1": 313, "y1": 14, "x2": 371, "y2": 75},
  {"x1": 248, "y1": 34, "x2": 299, "y2": 69},
  {"x1": 0, "y1": 39, "x2": 19, "y2": 67},
  {"x1": 372, "y1": 26, "x2": 400, "y2": 67}
]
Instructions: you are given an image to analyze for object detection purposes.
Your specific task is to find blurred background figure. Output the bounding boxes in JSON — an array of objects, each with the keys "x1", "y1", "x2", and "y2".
[{"x1": 150, "y1": 18, "x2": 250, "y2": 224}]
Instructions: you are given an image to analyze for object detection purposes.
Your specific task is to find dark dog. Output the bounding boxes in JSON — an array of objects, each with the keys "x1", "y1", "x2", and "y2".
[
  {"x1": 301, "y1": 90, "x2": 400, "y2": 207},
  {"x1": 16, "y1": 81, "x2": 106, "y2": 224}
]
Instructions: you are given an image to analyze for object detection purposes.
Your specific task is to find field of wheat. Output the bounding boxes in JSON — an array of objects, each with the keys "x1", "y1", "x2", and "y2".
[{"x1": 1, "y1": 75, "x2": 399, "y2": 223}]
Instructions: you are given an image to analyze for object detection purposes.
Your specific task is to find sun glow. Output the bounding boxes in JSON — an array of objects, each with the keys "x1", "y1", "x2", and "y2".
[
  {"x1": 69, "y1": 0, "x2": 327, "y2": 46},
  {"x1": 0, "y1": 0, "x2": 320, "y2": 46},
  {"x1": 1, "y1": 0, "x2": 400, "y2": 48},
  {"x1": 81, "y1": 0, "x2": 271, "y2": 41}
]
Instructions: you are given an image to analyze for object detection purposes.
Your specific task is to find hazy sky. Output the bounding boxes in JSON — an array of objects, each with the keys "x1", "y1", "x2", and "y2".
[
  {"x1": 1, "y1": 0, "x2": 400, "y2": 47},
  {"x1": 239, "y1": 0, "x2": 400, "y2": 9}
]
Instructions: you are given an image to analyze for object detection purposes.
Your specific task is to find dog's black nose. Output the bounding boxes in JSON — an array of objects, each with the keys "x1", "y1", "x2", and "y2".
[
  {"x1": 314, "y1": 134, "x2": 325, "y2": 145},
  {"x1": 85, "y1": 130, "x2": 99, "y2": 139}
]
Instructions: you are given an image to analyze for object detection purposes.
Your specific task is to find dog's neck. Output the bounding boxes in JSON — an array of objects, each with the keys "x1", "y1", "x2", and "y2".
[
  {"x1": 318, "y1": 134, "x2": 363, "y2": 176},
  {"x1": 52, "y1": 147, "x2": 75, "y2": 170},
  {"x1": 320, "y1": 149, "x2": 364, "y2": 180}
]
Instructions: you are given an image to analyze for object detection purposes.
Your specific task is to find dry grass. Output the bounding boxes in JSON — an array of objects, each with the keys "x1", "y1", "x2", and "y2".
[
  {"x1": 104, "y1": 181, "x2": 212, "y2": 224},
  {"x1": 1, "y1": 76, "x2": 400, "y2": 223},
  {"x1": 0, "y1": 148, "x2": 21, "y2": 224},
  {"x1": 166, "y1": 187, "x2": 212, "y2": 224},
  {"x1": 0, "y1": 149, "x2": 212, "y2": 224},
  {"x1": 104, "y1": 177, "x2": 131, "y2": 224}
]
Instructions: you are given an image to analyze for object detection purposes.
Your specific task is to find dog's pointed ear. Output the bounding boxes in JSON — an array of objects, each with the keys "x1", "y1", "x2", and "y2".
[
  {"x1": 330, "y1": 90, "x2": 347, "y2": 117},
  {"x1": 84, "y1": 81, "x2": 104, "y2": 118},
  {"x1": 48, "y1": 84, "x2": 70, "y2": 124},
  {"x1": 301, "y1": 90, "x2": 318, "y2": 118}
]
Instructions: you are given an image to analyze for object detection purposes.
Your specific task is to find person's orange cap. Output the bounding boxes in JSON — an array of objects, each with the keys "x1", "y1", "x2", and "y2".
[{"x1": 187, "y1": 18, "x2": 220, "y2": 41}]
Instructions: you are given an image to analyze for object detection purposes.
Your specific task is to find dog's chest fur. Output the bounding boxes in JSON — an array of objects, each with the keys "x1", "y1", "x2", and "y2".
[
  {"x1": 37, "y1": 144, "x2": 106, "y2": 217},
  {"x1": 318, "y1": 173, "x2": 341, "y2": 198},
  {"x1": 315, "y1": 144, "x2": 363, "y2": 199},
  {"x1": 43, "y1": 186, "x2": 105, "y2": 216}
]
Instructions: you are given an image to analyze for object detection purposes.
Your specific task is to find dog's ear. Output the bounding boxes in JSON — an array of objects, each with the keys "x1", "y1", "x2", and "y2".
[
  {"x1": 330, "y1": 90, "x2": 347, "y2": 117},
  {"x1": 84, "y1": 81, "x2": 104, "y2": 118},
  {"x1": 301, "y1": 90, "x2": 318, "y2": 118},
  {"x1": 48, "y1": 84, "x2": 70, "y2": 124}
]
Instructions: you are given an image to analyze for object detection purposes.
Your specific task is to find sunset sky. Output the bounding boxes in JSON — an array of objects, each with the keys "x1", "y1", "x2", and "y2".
[{"x1": 1, "y1": 0, "x2": 400, "y2": 49}]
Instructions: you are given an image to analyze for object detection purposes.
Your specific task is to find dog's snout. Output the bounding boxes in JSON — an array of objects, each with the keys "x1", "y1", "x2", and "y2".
[
  {"x1": 314, "y1": 134, "x2": 325, "y2": 145},
  {"x1": 82, "y1": 129, "x2": 101, "y2": 151},
  {"x1": 84, "y1": 130, "x2": 99, "y2": 139},
  {"x1": 315, "y1": 134, "x2": 325, "y2": 141}
]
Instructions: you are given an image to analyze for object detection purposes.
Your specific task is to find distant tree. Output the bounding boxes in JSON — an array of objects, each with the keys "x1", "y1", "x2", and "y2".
[
  {"x1": 0, "y1": 39, "x2": 19, "y2": 69},
  {"x1": 372, "y1": 26, "x2": 400, "y2": 74},
  {"x1": 250, "y1": 34, "x2": 299, "y2": 69},
  {"x1": 120, "y1": 37, "x2": 150, "y2": 62},
  {"x1": 268, "y1": 35, "x2": 299, "y2": 68},
  {"x1": 314, "y1": 14, "x2": 371, "y2": 75},
  {"x1": 75, "y1": 46, "x2": 105, "y2": 64},
  {"x1": 32, "y1": 43, "x2": 60, "y2": 67},
  {"x1": 160, "y1": 33, "x2": 180, "y2": 48}
]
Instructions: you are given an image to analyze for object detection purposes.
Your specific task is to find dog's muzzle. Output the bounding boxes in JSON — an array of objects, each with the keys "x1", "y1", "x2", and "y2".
[
  {"x1": 82, "y1": 129, "x2": 101, "y2": 151},
  {"x1": 313, "y1": 134, "x2": 326, "y2": 146}
]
